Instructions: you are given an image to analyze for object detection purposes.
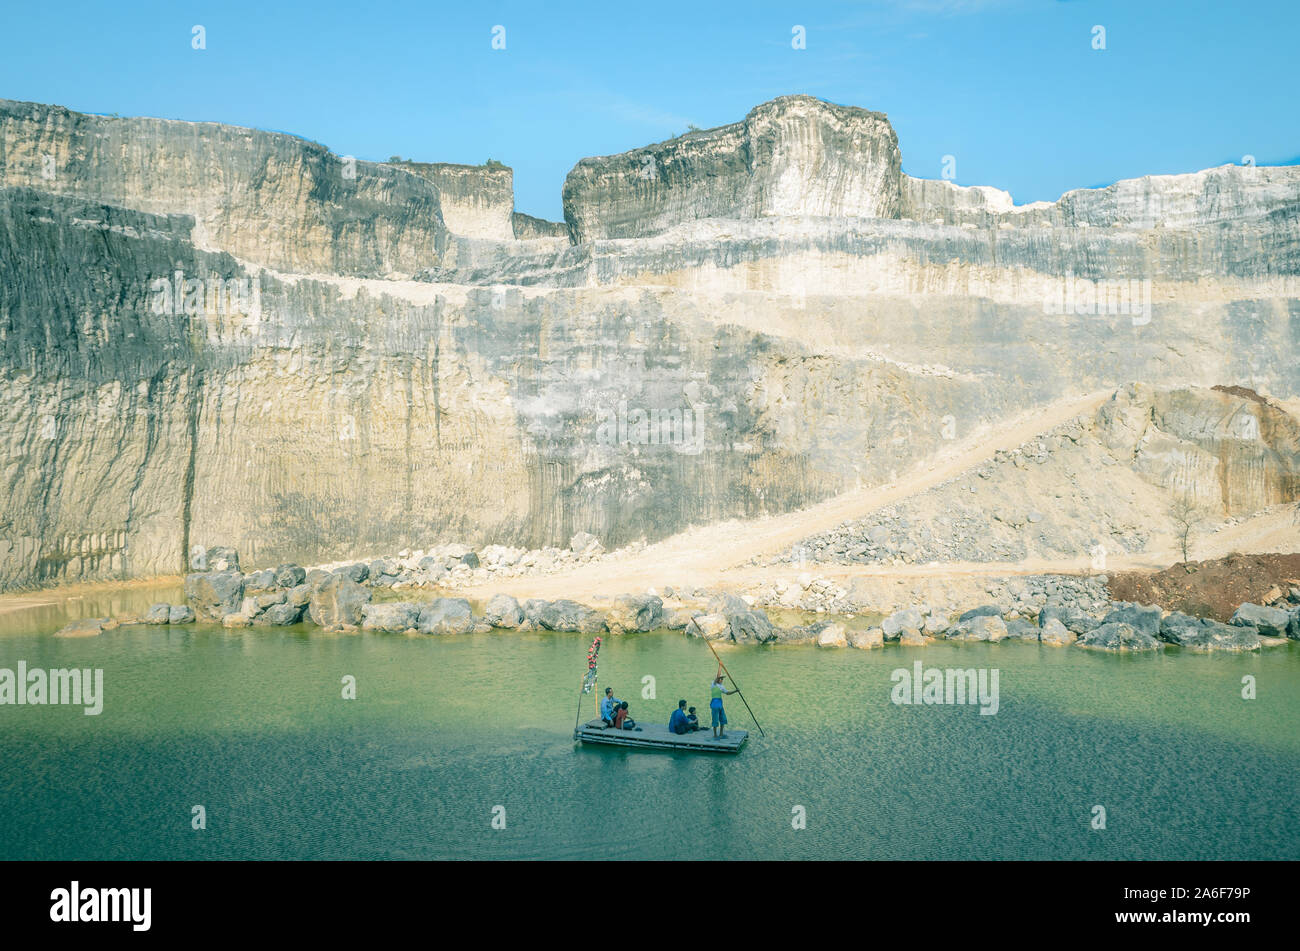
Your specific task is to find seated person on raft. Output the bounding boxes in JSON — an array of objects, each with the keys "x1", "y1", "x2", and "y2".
[
  {"x1": 600, "y1": 687, "x2": 622, "y2": 726},
  {"x1": 669, "y1": 699, "x2": 691, "y2": 735},
  {"x1": 614, "y1": 701, "x2": 636, "y2": 730}
]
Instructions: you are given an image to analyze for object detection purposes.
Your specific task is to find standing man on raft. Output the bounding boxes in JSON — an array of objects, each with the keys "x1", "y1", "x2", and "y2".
[{"x1": 709, "y1": 673, "x2": 735, "y2": 739}]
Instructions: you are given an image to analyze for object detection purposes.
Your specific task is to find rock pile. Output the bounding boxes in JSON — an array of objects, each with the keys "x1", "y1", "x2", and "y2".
[
  {"x1": 302, "y1": 533, "x2": 615, "y2": 591},
  {"x1": 775, "y1": 417, "x2": 1158, "y2": 568}
]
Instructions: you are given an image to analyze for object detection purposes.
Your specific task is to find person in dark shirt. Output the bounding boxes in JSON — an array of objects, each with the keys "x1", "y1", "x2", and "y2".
[
  {"x1": 686, "y1": 706, "x2": 701, "y2": 731},
  {"x1": 669, "y1": 699, "x2": 690, "y2": 734}
]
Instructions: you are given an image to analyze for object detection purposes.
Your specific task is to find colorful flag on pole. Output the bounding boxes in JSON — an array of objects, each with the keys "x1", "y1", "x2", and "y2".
[{"x1": 581, "y1": 636, "x2": 602, "y2": 693}]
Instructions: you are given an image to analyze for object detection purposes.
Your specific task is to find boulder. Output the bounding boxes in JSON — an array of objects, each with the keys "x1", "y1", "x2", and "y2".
[
  {"x1": 1038, "y1": 618, "x2": 1076, "y2": 646},
  {"x1": 535, "y1": 599, "x2": 605, "y2": 633},
  {"x1": 168, "y1": 604, "x2": 196, "y2": 625},
  {"x1": 145, "y1": 603, "x2": 172, "y2": 624},
  {"x1": 813, "y1": 621, "x2": 848, "y2": 648},
  {"x1": 287, "y1": 583, "x2": 312, "y2": 608},
  {"x1": 949, "y1": 615, "x2": 1009, "y2": 642},
  {"x1": 1077, "y1": 621, "x2": 1160, "y2": 652},
  {"x1": 923, "y1": 614, "x2": 950, "y2": 635},
  {"x1": 663, "y1": 608, "x2": 700, "y2": 631},
  {"x1": 418, "y1": 598, "x2": 476, "y2": 635},
  {"x1": 605, "y1": 594, "x2": 664, "y2": 634},
  {"x1": 685, "y1": 613, "x2": 729, "y2": 640},
  {"x1": 849, "y1": 627, "x2": 884, "y2": 649},
  {"x1": 205, "y1": 547, "x2": 240, "y2": 572},
  {"x1": 1040, "y1": 605, "x2": 1100, "y2": 634},
  {"x1": 1162, "y1": 612, "x2": 1260, "y2": 651},
  {"x1": 1101, "y1": 602, "x2": 1163, "y2": 638},
  {"x1": 258, "y1": 602, "x2": 306, "y2": 627},
  {"x1": 1005, "y1": 618, "x2": 1040, "y2": 640},
  {"x1": 255, "y1": 590, "x2": 287, "y2": 610},
  {"x1": 957, "y1": 604, "x2": 1001, "y2": 623},
  {"x1": 242, "y1": 569, "x2": 278, "y2": 596},
  {"x1": 221, "y1": 613, "x2": 253, "y2": 628},
  {"x1": 484, "y1": 594, "x2": 524, "y2": 629},
  {"x1": 334, "y1": 562, "x2": 369, "y2": 584},
  {"x1": 53, "y1": 617, "x2": 109, "y2": 638},
  {"x1": 185, "y1": 570, "x2": 245, "y2": 622},
  {"x1": 274, "y1": 564, "x2": 306, "y2": 588},
  {"x1": 707, "y1": 593, "x2": 750, "y2": 616},
  {"x1": 361, "y1": 602, "x2": 421, "y2": 633},
  {"x1": 1230, "y1": 602, "x2": 1291, "y2": 638},
  {"x1": 898, "y1": 628, "x2": 930, "y2": 646},
  {"x1": 308, "y1": 575, "x2": 371, "y2": 627},
  {"x1": 882, "y1": 608, "x2": 924, "y2": 638},
  {"x1": 773, "y1": 624, "x2": 816, "y2": 644},
  {"x1": 729, "y1": 609, "x2": 778, "y2": 644},
  {"x1": 569, "y1": 531, "x2": 604, "y2": 556}
]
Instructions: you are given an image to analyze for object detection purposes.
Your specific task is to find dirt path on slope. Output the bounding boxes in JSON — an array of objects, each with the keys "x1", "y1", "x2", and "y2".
[{"x1": 458, "y1": 389, "x2": 1117, "y2": 600}]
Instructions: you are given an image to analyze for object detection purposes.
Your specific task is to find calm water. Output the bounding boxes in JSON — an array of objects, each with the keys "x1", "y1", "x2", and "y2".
[{"x1": 1, "y1": 584, "x2": 1297, "y2": 860}]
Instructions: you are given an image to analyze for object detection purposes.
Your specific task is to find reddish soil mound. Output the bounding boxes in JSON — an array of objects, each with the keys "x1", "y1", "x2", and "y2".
[
  {"x1": 1107, "y1": 552, "x2": 1300, "y2": 621},
  {"x1": 1211, "y1": 384, "x2": 1271, "y2": 407}
]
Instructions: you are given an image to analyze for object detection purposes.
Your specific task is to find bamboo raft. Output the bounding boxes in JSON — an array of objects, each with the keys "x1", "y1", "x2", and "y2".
[{"x1": 574, "y1": 719, "x2": 748, "y2": 753}]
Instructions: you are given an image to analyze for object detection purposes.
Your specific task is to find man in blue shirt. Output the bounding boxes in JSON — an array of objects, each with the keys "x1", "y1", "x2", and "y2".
[
  {"x1": 669, "y1": 699, "x2": 690, "y2": 734},
  {"x1": 600, "y1": 687, "x2": 621, "y2": 725}
]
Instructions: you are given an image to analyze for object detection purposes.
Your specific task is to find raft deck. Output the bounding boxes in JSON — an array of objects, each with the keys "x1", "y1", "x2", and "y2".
[{"x1": 574, "y1": 719, "x2": 748, "y2": 753}]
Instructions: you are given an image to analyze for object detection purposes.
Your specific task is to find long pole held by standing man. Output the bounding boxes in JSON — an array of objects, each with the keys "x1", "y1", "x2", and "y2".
[{"x1": 705, "y1": 638, "x2": 766, "y2": 738}]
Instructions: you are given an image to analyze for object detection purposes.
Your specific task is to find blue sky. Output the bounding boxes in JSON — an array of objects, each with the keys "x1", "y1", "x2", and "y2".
[{"x1": 1, "y1": 0, "x2": 1295, "y2": 221}]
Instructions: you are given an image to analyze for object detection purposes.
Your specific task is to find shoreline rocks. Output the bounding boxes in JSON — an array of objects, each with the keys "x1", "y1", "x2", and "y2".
[{"x1": 60, "y1": 549, "x2": 1259, "y2": 658}]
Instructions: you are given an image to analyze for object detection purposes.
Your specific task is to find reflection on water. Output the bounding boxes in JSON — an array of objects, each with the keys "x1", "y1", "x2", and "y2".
[
  {"x1": 0, "y1": 582, "x2": 185, "y2": 637},
  {"x1": 0, "y1": 584, "x2": 1296, "y2": 860}
]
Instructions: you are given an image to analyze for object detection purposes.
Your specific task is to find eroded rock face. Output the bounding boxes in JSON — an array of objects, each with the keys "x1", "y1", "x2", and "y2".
[
  {"x1": 0, "y1": 99, "x2": 450, "y2": 277},
  {"x1": 398, "y1": 162, "x2": 514, "y2": 241},
  {"x1": 1098, "y1": 386, "x2": 1300, "y2": 515},
  {"x1": 563, "y1": 96, "x2": 904, "y2": 243}
]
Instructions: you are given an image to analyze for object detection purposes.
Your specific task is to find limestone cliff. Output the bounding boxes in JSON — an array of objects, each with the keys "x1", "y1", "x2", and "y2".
[
  {"x1": 1, "y1": 94, "x2": 1297, "y2": 592},
  {"x1": 396, "y1": 161, "x2": 515, "y2": 240},
  {"x1": 0, "y1": 99, "x2": 451, "y2": 278},
  {"x1": 562, "y1": 96, "x2": 904, "y2": 243}
]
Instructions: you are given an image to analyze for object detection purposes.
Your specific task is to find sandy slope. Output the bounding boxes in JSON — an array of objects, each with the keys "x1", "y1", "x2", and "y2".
[{"x1": 457, "y1": 389, "x2": 1121, "y2": 600}]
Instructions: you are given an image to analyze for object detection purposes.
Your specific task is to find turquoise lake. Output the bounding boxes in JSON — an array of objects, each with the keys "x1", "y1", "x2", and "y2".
[{"x1": 1, "y1": 585, "x2": 1297, "y2": 860}]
